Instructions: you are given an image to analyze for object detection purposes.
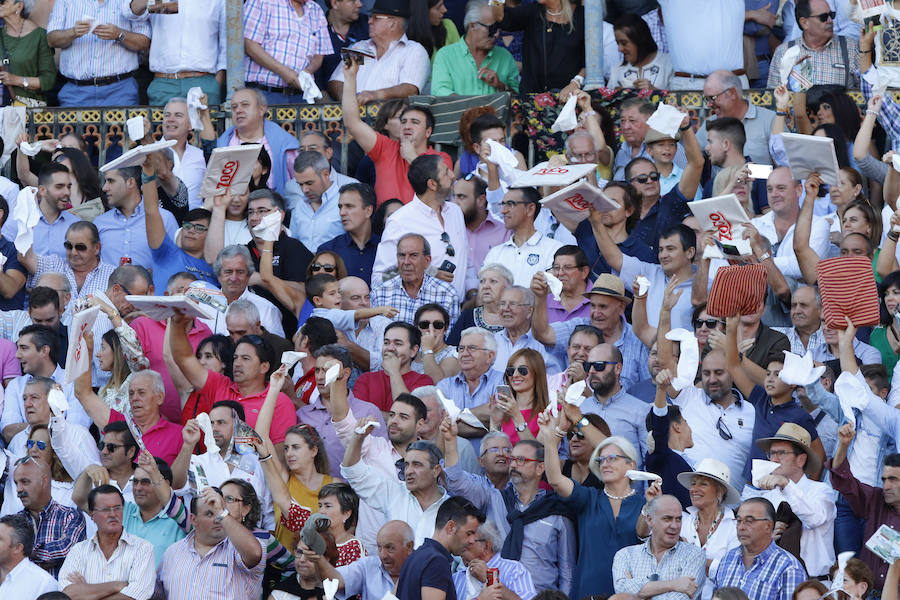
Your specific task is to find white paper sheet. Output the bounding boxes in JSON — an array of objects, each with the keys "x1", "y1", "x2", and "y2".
[
  {"x1": 459, "y1": 409, "x2": 487, "y2": 430},
  {"x1": 324, "y1": 579, "x2": 339, "y2": 600},
  {"x1": 196, "y1": 412, "x2": 218, "y2": 454},
  {"x1": 324, "y1": 362, "x2": 341, "y2": 385},
  {"x1": 435, "y1": 388, "x2": 460, "y2": 422},
  {"x1": 186, "y1": 87, "x2": 207, "y2": 131},
  {"x1": 124, "y1": 295, "x2": 219, "y2": 321},
  {"x1": 485, "y1": 139, "x2": 520, "y2": 183},
  {"x1": 636, "y1": 275, "x2": 651, "y2": 297},
  {"x1": 12, "y1": 186, "x2": 39, "y2": 255},
  {"x1": 355, "y1": 421, "x2": 381, "y2": 435},
  {"x1": 100, "y1": 138, "x2": 177, "y2": 172},
  {"x1": 126, "y1": 116, "x2": 145, "y2": 142},
  {"x1": 830, "y1": 551, "x2": 856, "y2": 592},
  {"x1": 47, "y1": 387, "x2": 68, "y2": 418},
  {"x1": 664, "y1": 329, "x2": 699, "y2": 391},
  {"x1": 834, "y1": 371, "x2": 873, "y2": 426},
  {"x1": 779, "y1": 45, "x2": 802, "y2": 85},
  {"x1": 251, "y1": 211, "x2": 282, "y2": 242},
  {"x1": 540, "y1": 179, "x2": 620, "y2": 224},
  {"x1": 751, "y1": 458, "x2": 780, "y2": 488},
  {"x1": 780, "y1": 132, "x2": 841, "y2": 187},
  {"x1": 550, "y1": 93, "x2": 578, "y2": 133},
  {"x1": 646, "y1": 103, "x2": 684, "y2": 138},
  {"x1": 688, "y1": 194, "x2": 753, "y2": 257},
  {"x1": 198, "y1": 144, "x2": 262, "y2": 198},
  {"x1": 512, "y1": 162, "x2": 597, "y2": 188},
  {"x1": 296, "y1": 70, "x2": 323, "y2": 104},
  {"x1": 18, "y1": 141, "x2": 43, "y2": 157},
  {"x1": 778, "y1": 350, "x2": 825, "y2": 386},
  {"x1": 564, "y1": 380, "x2": 587, "y2": 407},
  {"x1": 81, "y1": 15, "x2": 99, "y2": 34},
  {"x1": 64, "y1": 305, "x2": 101, "y2": 384}
]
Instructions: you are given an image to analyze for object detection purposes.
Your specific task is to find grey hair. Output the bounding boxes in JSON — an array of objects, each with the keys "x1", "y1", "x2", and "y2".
[
  {"x1": 480, "y1": 430, "x2": 511, "y2": 449},
  {"x1": 24, "y1": 375, "x2": 55, "y2": 396},
  {"x1": 507, "y1": 285, "x2": 535, "y2": 307},
  {"x1": 797, "y1": 284, "x2": 822, "y2": 310},
  {"x1": 565, "y1": 130, "x2": 599, "y2": 155},
  {"x1": 398, "y1": 233, "x2": 431, "y2": 257},
  {"x1": 716, "y1": 71, "x2": 743, "y2": 96},
  {"x1": 384, "y1": 520, "x2": 415, "y2": 545},
  {"x1": 463, "y1": 0, "x2": 489, "y2": 30},
  {"x1": 293, "y1": 150, "x2": 331, "y2": 175},
  {"x1": 596, "y1": 435, "x2": 639, "y2": 465},
  {"x1": 164, "y1": 97, "x2": 188, "y2": 109},
  {"x1": 412, "y1": 385, "x2": 440, "y2": 402},
  {"x1": 0, "y1": 514, "x2": 33, "y2": 556},
  {"x1": 14, "y1": 0, "x2": 34, "y2": 19},
  {"x1": 36, "y1": 272, "x2": 71, "y2": 293},
  {"x1": 478, "y1": 263, "x2": 514, "y2": 286},
  {"x1": 479, "y1": 520, "x2": 504, "y2": 551},
  {"x1": 406, "y1": 440, "x2": 443, "y2": 467},
  {"x1": 647, "y1": 494, "x2": 681, "y2": 518},
  {"x1": 460, "y1": 326, "x2": 498, "y2": 353},
  {"x1": 225, "y1": 298, "x2": 261, "y2": 324},
  {"x1": 235, "y1": 87, "x2": 268, "y2": 110},
  {"x1": 214, "y1": 245, "x2": 256, "y2": 278},
  {"x1": 132, "y1": 370, "x2": 166, "y2": 396}
]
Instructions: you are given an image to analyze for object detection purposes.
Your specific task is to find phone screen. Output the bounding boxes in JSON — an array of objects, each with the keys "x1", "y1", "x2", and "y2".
[{"x1": 747, "y1": 163, "x2": 773, "y2": 180}]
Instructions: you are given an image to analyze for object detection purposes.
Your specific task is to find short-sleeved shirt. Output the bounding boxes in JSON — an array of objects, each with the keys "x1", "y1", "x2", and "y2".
[
  {"x1": 368, "y1": 133, "x2": 453, "y2": 206},
  {"x1": 396, "y1": 538, "x2": 456, "y2": 600},
  {"x1": 353, "y1": 370, "x2": 435, "y2": 412},
  {"x1": 431, "y1": 38, "x2": 520, "y2": 95},
  {"x1": 316, "y1": 17, "x2": 368, "y2": 90},
  {"x1": 150, "y1": 234, "x2": 218, "y2": 293},
  {"x1": 200, "y1": 370, "x2": 298, "y2": 443},
  {"x1": 109, "y1": 410, "x2": 184, "y2": 464}
]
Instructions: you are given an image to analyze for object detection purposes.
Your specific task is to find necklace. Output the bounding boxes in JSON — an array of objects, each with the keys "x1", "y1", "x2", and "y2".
[
  {"x1": 546, "y1": 7, "x2": 563, "y2": 15},
  {"x1": 603, "y1": 487, "x2": 635, "y2": 501},
  {"x1": 694, "y1": 509, "x2": 723, "y2": 543}
]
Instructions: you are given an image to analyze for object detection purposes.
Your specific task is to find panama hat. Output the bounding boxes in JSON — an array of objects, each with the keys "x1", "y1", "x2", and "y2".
[
  {"x1": 755, "y1": 422, "x2": 821, "y2": 475},
  {"x1": 676, "y1": 458, "x2": 742, "y2": 505},
  {"x1": 583, "y1": 273, "x2": 631, "y2": 305}
]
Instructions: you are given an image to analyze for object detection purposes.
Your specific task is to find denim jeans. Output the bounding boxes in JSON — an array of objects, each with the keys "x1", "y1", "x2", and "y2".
[{"x1": 58, "y1": 77, "x2": 139, "y2": 107}]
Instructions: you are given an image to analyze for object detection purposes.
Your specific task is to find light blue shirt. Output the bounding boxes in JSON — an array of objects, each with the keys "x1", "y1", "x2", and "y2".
[
  {"x1": 122, "y1": 501, "x2": 187, "y2": 567},
  {"x1": 286, "y1": 170, "x2": 357, "y2": 251},
  {"x1": 453, "y1": 553, "x2": 537, "y2": 600},
  {"x1": 94, "y1": 202, "x2": 178, "y2": 270},
  {"x1": 580, "y1": 388, "x2": 650, "y2": 469},
  {"x1": 34, "y1": 209, "x2": 81, "y2": 261},
  {"x1": 493, "y1": 329, "x2": 560, "y2": 375},
  {"x1": 659, "y1": 163, "x2": 702, "y2": 200},
  {"x1": 438, "y1": 369, "x2": 504, "y2": 410},
  {"x1": 336, "y1": 555, "x2": 393, "y2": 600},
  {"x1": 613, "y1": 142, "x2": 687, "y2": 181}
]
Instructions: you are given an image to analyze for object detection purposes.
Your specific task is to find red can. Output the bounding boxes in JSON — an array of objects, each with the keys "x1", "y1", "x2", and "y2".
[
  {"x1": 486, "y1": 568, "x2": 499, "y2": 587},
  {"x1": 120, "y1": 256, "x2": 132, "y2": 265}
]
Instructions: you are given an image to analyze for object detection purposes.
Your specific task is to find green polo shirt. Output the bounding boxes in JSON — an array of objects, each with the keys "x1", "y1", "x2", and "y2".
[{"x1": 431, "y1": 38, "x2": 520, "y2": 95}]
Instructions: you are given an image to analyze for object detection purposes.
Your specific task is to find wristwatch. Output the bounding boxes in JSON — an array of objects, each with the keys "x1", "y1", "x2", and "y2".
[
  {"x1": 116, "y1": 31, "x2": 126, "y2": 43},
  {"x1": 422, "y1": 349, "x2": 434, "y2": 355},
  {"x1": 214, "y1": 507, "x2": 230, "y2": 523},
  {"x1": 757, "y1": 251, "x2": 772, "y2": 262},
  {"x1": 515, "y1": 421, "x2": 527, "y2": 433}
]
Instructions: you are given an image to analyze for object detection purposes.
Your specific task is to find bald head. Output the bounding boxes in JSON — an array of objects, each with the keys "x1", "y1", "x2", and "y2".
[
  {"x1": 377, "y1": 520, "x2": 415, "y2": 578},
  {"x1": 380, "y1": 520, "x2": 415, "y2": 545},
  {"x1": 340, "y1": 276, "x2": 372, "y2": 310},
  {"x1": 14, "y1": 458, "x2": 51, "y2": 512}
]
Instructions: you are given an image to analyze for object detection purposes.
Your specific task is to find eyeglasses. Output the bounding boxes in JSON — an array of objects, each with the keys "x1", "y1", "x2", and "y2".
[
  {"x1": 417, "y1": 320, "x2": 446, "y2": 330},
  {"x1": 716, "y1": 415, "x2": 732, "y2": 441},
  {"x1": 370, "y1": 14, "x2": 393, "y2": 20},
  {"x1": 26, "y1": 440, "x2": 46, "y2": 450},
  {"x1": 694, "y1": 318, "x2": 724, "y2": 329},
  {"x1": 117, "y1": 282, "x2": 134, "y2": 296},
  {"x1": 702, "y1": 88, "x2": 733, "y2": 104},
  {"x1": 509, "y1": 455, "x2": 541, "y2": 465},
  {"x1": 474, "y1": 21, "x2": 500, "y2": 36},
  {"x1": 499, "y1": 200, "x2": 529, "y2": 209},
  {"x1": 551, "y1": 264, "x2": 582, "y2": 274},
  {"x1": 584, "y1": 360, "x2": 617, "y2": 372},
  {"x1": 183, "y1": 222, "x2": 209, "y2": 233},
  {"x1": 93, "y1": 505, "x2": 123, "y2": 514},
  {"x1": 98, "y1": 441, "x2": 124, "y2": 452},
  {"x1": 807, "y1": 10, "x2": 836, "y2": 22},
  {"x1": 63, "y1": 241, "x2": 89, "y2": 252},
  {"x1": 130, "y1": 477, "x2": 154, "y2": 486},
  {"x1": 440, "y1": 232, "x2": 455, "y2": 258},
  {"x1": 481, "y1": 447, "x2": 511, "y2": 457},
  {"x1": 595, "y1": 454, "x2": 630, "y2": 464},
  {"x1": 311, "y1": 263, "x2": 336, "y2": 273},
  {"x1": 223, "y1": 494, "x2": 246, "y2": 505},
  {"x1": 498, "y1": 301, "x2": 529, "y2": 308},
  {"x1": 505, "y1": 365, "x2": 529, "y2": 377},
  {"x1": 767, "y1": 449, "x2": 798, "y2": 459},
  {"x1": 628, "y1": 172, "x2": 661, "y2": 184},
  {"x1": 735, "y1": 516, "x2": 773, "y2": 526},
  {"x1": 566, "y1": 430, "x2": 585, "y2": 441},
  {"x1": 247, "y1": 207, "x2": 273, "y2": 217},
  {"x1": 458, "y1": 345, "x2": 487, "y2": 354}
]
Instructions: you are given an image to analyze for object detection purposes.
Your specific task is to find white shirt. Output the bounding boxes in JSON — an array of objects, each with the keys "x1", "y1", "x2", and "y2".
[
  {"x1": 670, "y1": 386, "x2": 756, "y2": 490},
  {"x1": 619, "y1": 255, "x2": 694, "y2": 329},
  {"x1": 483, "y1": 230, "x2": 562, "y2": 288},
  {"x1": 610, "y1": 52, "x2": 674, "y2": 89},
  {"x1": 0, "y1": 366, "x2": 92, "y2": 432},
  {"x1": 659, "y1": 0, "x2": 743, "y2": 73},
  {"x1": 0, "y1": 557, "x2": 60, "y2": 596},
  {"x1": 0, "y1": 175, "x2": 21, "y2": 241},
  {"x1": 681, "y1": 506, "x2": 739, "y2": 600},
  {"x1": 372, "y1": 196, "x2": 475, "y2": 299},
  {"x1": 330, "y1": 35, "x2": 431, "y2": 94},
  {"x1": 224, "y1": 219, "x2": 253, "y2": 247},
  {"x1": 129, "y1": 0, "x2": 227, "y2": 74},
  {"x1": 171, "y1": 143, "x2": 208, "y2": 210},
  {"x1": 201, "y1": 288, "x2": 285, "y2": 337},
  {"x1": 742, "y1": 475, "x2": 836, "y2": 577},
  {"x1": 58, "y1": 530, "x2": 157, "y2": 599},
  {"x1": 751, "y1": 210, "x2": 831, "y2": 280}
]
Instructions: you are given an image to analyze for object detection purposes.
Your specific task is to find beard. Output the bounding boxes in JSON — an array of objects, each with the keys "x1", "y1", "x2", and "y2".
[
  {"x1": 590, "y1": 374, "x2": 616, "y2": 397},
  {"x1": 462, "y1": 204, "x2": 479, "y2": 226}
]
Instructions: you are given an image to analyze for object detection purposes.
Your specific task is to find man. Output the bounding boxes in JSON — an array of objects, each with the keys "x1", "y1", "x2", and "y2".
[
  {"x1": 729, "y1": 300, "x2": 792, "y2": 369},
  {"x1": 452, "y1": 520, "x2": 537, "y2": 600},
  {"x1": 713, "y1": 498, "x2": 807, "y2": 600},
  {"x1": 697, "y1": 117, "x2": 769, "y2": 213},
  {"x1": 744, "y1": 423, "x2": 836, "y2": 577},
  {"x1": 157, "y1": 488, "x2": 264, "y2": 600},
  {"x1": 493, "y1": 286, "x2": 555, "y2": 373},
  {"x1": 438, "y1": 327, "x2": 504, "y2": 413},
  {"x1": 545, "y1": 324, "x2": 602, "y2": 393},
  {"x1": 243, "y1": 0, "x2": 332, "y2": 105},
  {"x1": 319, "y1": 183, "x2": 382, "y2": 283},
  {"x1": 340, "y1": 58, "x2": 451, "y2": 205},
  {"x1": 544, "y1": 246, "x2": 592, "y2": 324},
  {"x1": 767, "y1": 0, "x2": 859, "y2": 88},
  {"x1": 58, "y1": 485, "x2": 155, "y2": 600},
  {"x1": 580, "y1": 344, "x2": 649, "y2": 466},
  {"x1": 354, "y1": 322, "x2": 434, "y2": 412},
  {"x1": 216, "y1": 88, "x2": 300, "y2": 193},
  {"x1": 31, "y1": 163, "x2": 81, "y2": 261},
  {"x1": 442, "y1": 428, "x2": 575, "y2": 593},
  {"x1": 698, "y1": 71, "x2": 775, "y2": 166},
  {"x1": 644, "y1": 379, "x2": 694, "y2": 508},
  {"x1": 372, "y1": 234, "x2": 460, "y2": 329},
  {"x1": 612, "y1": 98, "x2": 686, "y2": 181},
  {"x1": 612, "y1": 495, "x2": 705, "y2": 599},
  {"x1": 451, "y1": 175, "x2": 505, "y2": 270},
  {"x1": 373, "y1": 155, "x2": 473, "y2": 301},
  {"x1": 95, "y1": 165, "x2": 179, "y2": 268},
  {"x1": 0, "y1": 196, "x2": 26, "y2": 310},
  {"x1": 773, "y1": 285, "x2": 828, "y2": 359},
  {"x1": 335, "y1": 276, "x2": 390, "y2": 373},
  {"x1": 11, "y1": 286, "x2": 69, "y2": 368},
  {"x1": 484, "y1": 187, "x2": 562, "y2": 287},
  {"x1": 210, "y1": 244, "x2": 286, "y2": 337},
  {"x1": 412, "y1": 386, "x2": 480, "y2": 474},
  {"x1": 287, "y1": 151, "x2": 356, "y2": 251},
  {"x1": 171, "y1": 310, "x2": 298, "y2": 448},
  {"x1": 96, "y1": 421, "x2": 140, "y2": 501},
  {"x1": 14, "y1": 458, "x2": 86, "y2": 576},
  {"x1": 225, "y1": 299, "x2": 292, "y2": 358},
  {"x1": 395, "y1": 495, "x2": 483, "y2": 600},
  {"x1": 328, "y1": 0, "x2": 430, "y2": 101},
  {"x1": 449, "y1": 431, "x2": 512, "y2": 492},
  {"x1": 19, "y1": 221, "x2": 116, "y2": 310},
  {"x1": 46, "y1": 1, "x2": 150, "y2": 106},
  {"x1": 298, "y1": 130, "x2": 359, "y2": 189},
  {"x1": 0, "y1": 514, "x2": 60, "y2": 596},
  {"x1": 432, "y1": 0, "x2": 518, "y2": 95},
  {"x1": 317, "y1": 0, "x2": 369, "y2": 91}
]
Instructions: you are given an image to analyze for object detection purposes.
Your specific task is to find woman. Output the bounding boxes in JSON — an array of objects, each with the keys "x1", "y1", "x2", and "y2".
[
  {"x1": 792, "y1": 580, "x2": 830, "y2": 600},
  {"x1": 55, "y1": 148, "x2": 105, "y2": 220},
  {"x1": 250, "y1": 146, "x2": 272, "y2": 193},
  {"x1": 692, "y1": 303, "x2": 725, "y2": 354},
  {"x1": 412, "y1": 303, "x2": 459, "y2": 382},
  {"x1": 176, "y1": 334, "x2": 235, "y2": 424},
  {"x1": 830, "y1": 557, "x2": 874, "y2": 600},
  {"x1": 0, "y1": 0, "x2": 55, "y2": 106},
  {"x1": 372, "y1": 198, "x2": 404, "y2": 236},
  {"x1": 317, "y1": 482, "x2": 366, "y2": 566},
  {"x1": 408, "y1": 0, "x2": 460, "y2": 59},
  {"x1": 492, "y1": 349, "x2": 549, "y2": 443},
  {"x1": 491, "y1": 0, "x2": 585, "y2": 95},
  {"x1": 841, "y1": 199, "x2": 882, "y2": 244},
  {"x1": 20, "y1": 426, "x2": 78, "y2": 509},
  {"x1": 447, "y1": 263, "x2": 512, "y2": 345},
  {"x1": 356, "y1": 99, "x2": 408, "y2": 188},
  {"x1": 257, "y1": 364, "x2": 334, "y2": 549},
  {"x1": 712, "y1": 165, "x2": 756, "y2": 217},
  {"x1": 609, "y1": 14, "x2": 672, "y2": 90},
  {"x1": 813, "y1": 123, "x2": 851, "y2": 168},
  {"x1": 223, "y1": 191, "x2": 253, "y2": 246},
  {"x1": 561, "y1": 413, "x2": 609, "y2": 489},
  {"x1": 269, "y1": 541, "x2": 325, "y2": 600},
  {"x1": 814, "y1": 89, "x2": 869, "y2": 169},
  {"x1": 546, "y1": 246, "x2": 591, "y2": 323},
  {"x1": 307, "y1": 250, "x2": 348, "y2": 281},
  {"x1": 871, "y1": 272, "x2": 900, "y2": 373}
]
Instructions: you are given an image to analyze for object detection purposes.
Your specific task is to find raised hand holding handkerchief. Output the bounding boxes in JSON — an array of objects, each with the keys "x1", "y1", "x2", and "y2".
[
  {"x1": 252, "y1": 211, "x2": 282, "y2": 242},
  {"x1": 550, "y1": 93, "x2": 578, "y2": 133}
]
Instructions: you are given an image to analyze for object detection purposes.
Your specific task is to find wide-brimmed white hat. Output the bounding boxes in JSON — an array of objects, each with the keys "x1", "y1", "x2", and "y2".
[{"x1": 676, "y1": 458, "x2": 742, "y2": 505}]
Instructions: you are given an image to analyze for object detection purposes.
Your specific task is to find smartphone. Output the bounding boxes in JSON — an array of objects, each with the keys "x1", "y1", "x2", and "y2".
[
  {"x1": 747, "y1": 164, "x2": 773, "y2": 180},
  {"x1": 496, "y1": 385, "x2": 512, "y2": 399},
  {"x1": 438, "y1": 260, "x2": 457, "y2": 273}
]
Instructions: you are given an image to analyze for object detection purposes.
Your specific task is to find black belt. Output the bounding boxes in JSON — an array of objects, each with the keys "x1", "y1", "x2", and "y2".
[
  {"x1": 246, "y1": 81, "x2": 300, "y2": 95},
  {"x1": 66, "y1": 71, "x2": 136, "y2": 87}
]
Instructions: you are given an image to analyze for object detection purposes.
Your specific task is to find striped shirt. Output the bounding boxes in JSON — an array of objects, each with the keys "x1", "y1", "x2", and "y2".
[
  {"x1": 714, "y1": 541, "x2": 807, "y2": 600},
  {"x1": 47, "y1": 0, "x2": 151, "y2": 79},
  {"x1": 453, "y1": 553, "x2": 537, "y2": 600},
  {"x1": 19, "y1": 500, "x2": 86, "y2": 577},
  {"x1": 243, "y1": 0, "x2": 332, "y2": 87},
  {"x1": 158, "y1": 531, "x2": 266, "y2": 600},
  {"x1": 371, "y1": 274, "x2": 460, "y2": 333},
  {"x1": 612, "y1": 539, "x2": 706, "y2": 599},
  {"x1": 57, "y1": 530, "x2": 156, "y2": 599},
  {"x1": 32, "y1": 255, "x2": 116, "y2": 309},
  {"x1": 767, "y1": 34, "x2": 859, "y2": 88}
]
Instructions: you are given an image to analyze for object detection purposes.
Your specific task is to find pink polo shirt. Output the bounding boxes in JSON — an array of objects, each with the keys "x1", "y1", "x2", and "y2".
[
  {"x1": 200, "y1": 371, "x2": 298, "y2": 444},
  {"x1": 109, "y1": 410, "x2": 184, "y2": 465}
]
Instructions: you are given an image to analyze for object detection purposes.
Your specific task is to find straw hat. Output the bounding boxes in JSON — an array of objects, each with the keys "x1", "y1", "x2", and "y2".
[
  {"x1": 676, "y1": 458, "x2": 742, "y2": 505},
  {"x1": 583, "y1": 273, "x2": 631, "y2": 305},
  {"x1": 755, "y1": 422, "x2": 821, "y2": 474}
]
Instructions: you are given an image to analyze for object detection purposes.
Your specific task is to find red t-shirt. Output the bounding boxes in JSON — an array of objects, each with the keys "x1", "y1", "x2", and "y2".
[
  {"x1": 109, "y1": 410, "x2": 183, "y2": 465},
  {"x1": 368, "y1": 133, "x2": 453, "y2": 206},
  {"x1": 353, "y1": 370, "x2": 434, "y2": 412},
  {"x1": 200, "y1": 370, "x2": 298, "y2": 443}
]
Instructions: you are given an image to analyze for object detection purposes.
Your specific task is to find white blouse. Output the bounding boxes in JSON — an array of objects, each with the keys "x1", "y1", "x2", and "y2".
[{"x1": 680, "y1": 505, "x2": 740, "y2": 600}]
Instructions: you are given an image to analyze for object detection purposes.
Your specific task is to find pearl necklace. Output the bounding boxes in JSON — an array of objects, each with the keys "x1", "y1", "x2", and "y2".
[{"x1": 603, "y1": 487, "x2": 635, "y2": 501}]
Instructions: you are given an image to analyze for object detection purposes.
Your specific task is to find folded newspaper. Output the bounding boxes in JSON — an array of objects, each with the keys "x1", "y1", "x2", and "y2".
[
  {"x1": 688, "y1": 194, "x2": 753, "y2": 257},
  {"x1": 125, "y1": 293, "x2": 221, "y2": 321},
  {"x1": 540, "y1": 180, "x2": 620, "y2": 224},
  {"x1": 199, "y1": 144, "x2": 262, "y2": 198}
]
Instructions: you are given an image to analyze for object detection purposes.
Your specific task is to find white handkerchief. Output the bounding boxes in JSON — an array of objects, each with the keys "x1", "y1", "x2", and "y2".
[
  {"x1": 355, "y1": 421, "x2": 381, "y2": 434},
  {"x1": 564, "y1": 380, "x2": 587, "y2": 407},
  {"x1": 12, "y1": 186, "x2": 39, "y2": 255},
  {"x1": 18, "y1": 141, "x2": 43, "y2": 157},
  {"x1": 459, "y1": 409, "x2": 488, "y2": 430},
  {"x1": 324, "y1": 362, "x2": 341, "y2": 385},
  {"x1": 196, "y1": 412, "x2": 218, "y2": 455},
  {"x1": 778, "y1": 350, "x2": 825, "y2": 386},
  {"x1": 126, "y1": 116, "x2": 145, "y2": 142},
  {"x1": 281, "y1": 351, "x2": 306, "y2": 369},
  {"x1": 436, "y1": 388, "x2": 461, "y2": 422},
  {"x1": 626, "y1": 470, "x2": 662, "y2": 482},
  {"x1": 831, "y1": 551, "x2": 856, "y2": 592},
  {"x1": 64, "y1": 304, "x2": 100, "y2": 384},
  {"x1": 544, "y1": 271, "x2": 563, "y2": 300},
  {"x1": 752, "y1": 458, "x2": 780, "y2": 488},
  {"x1": 834, "y1": 371, "x2": 873, "y2": 426},
  {"x1": 780, "y1": 45, "x2": 802, "y2": 85},
  {"x1": 47, "y1": 387, "x2": 68, "y2": 417},
  {"x1": 636, "y1": 275, "x2": 650, "y2": 297},
  {"x1": 550, "y1": 93, "x2": 579, "y2": 133},
  {"x1": 664, "y1": 329, "x2": 699, "y2": 391},
  {"x1": 485, "y1": 139, "x2": 520, "y2": 183},
  {"x1": 296, "y1": 71, "x2": 322, "y2": 104},
  {"x1": 252, "y1": 211, "x2": 282, "y2": 242},
  {"x1": 646, "y1": 104, "x2": 684, "y2": 138},
  {"x1": 324, "y1": 579, "x2": 339, "y2": 600},
  {"x1": 82, "y1": 15, "x2": 99, "y2": 34},
  {"x1": 186, "y1": 87, "x2": 207, "y2": 131}
]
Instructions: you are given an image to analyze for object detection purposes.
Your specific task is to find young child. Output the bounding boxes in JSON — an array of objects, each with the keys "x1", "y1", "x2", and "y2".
[
  {"x1": 645, "y1": 128, "x2": 701, "y2": 200},
  {"x1": 307, "y1": 273, "x2": 396, "y2": 335}
]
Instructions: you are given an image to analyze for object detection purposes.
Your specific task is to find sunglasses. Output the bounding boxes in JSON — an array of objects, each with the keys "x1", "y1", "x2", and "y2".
[
  {"x1": 63, "y1": 241, "x2": 89, "y2": 252},
  {"x1": 807, "y1": 10, "x2": 835, "y2": 22},
  {"x1": 716, "y1": 415, "x2": 732, "y2": 441},
  {"x1": 311, "y1": 263, "x2": 336, "y2": 273},
  {"x1": 440, "y1": 232, "x2": 455, "y2": 257},
  {"x1": 694, "y1": 318, "x2": 724, "y2": 329},
  {"x1": 584, "y1": 360, "x2": 617, "y2": 372},
  {"x1": 628, "y1": 172, "x2": 661, "y2": 184},
  {"x1": 505, "y1": 366, "x2": 529, "y2": 377},
  {"x1": 474, "y1": 21, "x2": 500, "y2": 36},
  {"x1": 98, "y1": 441, "x2": 124, "y2": 452},
  {"x1": 566, "y1": 430, "x2": 585, "y2": 441},
  {"x1": 26, "y1": 440, "x2": 46, "y2": 450},
  {"x1": 182, "y1": 222, "x2": 209, "y2": 232},
  {"x1": 417, "y1": 320, "x2": 446, "y2": 330}
]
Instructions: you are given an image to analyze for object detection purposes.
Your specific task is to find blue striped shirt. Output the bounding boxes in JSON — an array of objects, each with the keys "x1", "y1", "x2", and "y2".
[
  {"x1": 452, "y1": 553, "x2": 537, "y2": 600},
  {"x1": 714, "y1": 541, "x2": 806, "y2": 600},
  {"x1": 371, "y1": 273, "x2": 460, "y2": 331}
]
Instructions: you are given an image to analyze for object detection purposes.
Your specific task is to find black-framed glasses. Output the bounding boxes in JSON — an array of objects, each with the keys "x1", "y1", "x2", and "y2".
[
  {"x1": 130, "y1": 477, "x2": 154, "y2": 486},
  {"x1": 716, "y1": 415, "x2": 732, "y2": 441},
  {"x1": 311, "y1": 263, "x2": 336, "y2": 273},
  {"x1": 474, "y1": 21, "x2": 500, "y2": 36},
  {"x1": 394, "y1": 457, "x2": 406, "y2": 480},
  {"x1": 584, "y1": 360, "x2": 617, "y2": 372},
  {"x1": 481, "y1": 446, "x2": 511, "y2": 457},
  {"x1": 767, "y1": 449, "x2": 798, "y2": 459},
  {"x1": 735, "y1": 516, "x2": 773, "y2": 526},
  {"x1": 417, "y1": 320, "x2": 446, "y2": 330},
  {"x1": 499, "y1": 200, "x2": 528, "y2": 209},
  {"x1": 440, "y1": 232, "x2": 455, "y2": 257},
  {"x1": 807, "y1": 10, "x2": 835, "y2": 22},
  {"x1": 505, "y1": 365, "x2": 529, "y2": 377},
  {"x1": 98, "y1": 441, "x2": 124, "y2": 452},
  {"x1": 566, "y1": 430, "x2": 585, "y2": 441},
  {"x1": 183, "y1": 222, "x2": 209, "y2": 232},
  {"x1": 694, "y1": 318, "x2": 724, "y2": 329},
  {"x1": 702, "y1": 88, "x2": 733, "y2": 104},
  {"x1": 628, "y1": 172, "x2": 661, "y2": 184},
  {"x1": 458, "y1": 345, "x2": 487, "y2": 353},
  {"x1": 117, "y1": 282, "x2": 133, "y2": 296},
  {"x1": 26, "y1": 440, "x2": 46, "y2": 450},
  {"x1": 63, "y1": 241, "x2": 89, "y2": 252}
]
